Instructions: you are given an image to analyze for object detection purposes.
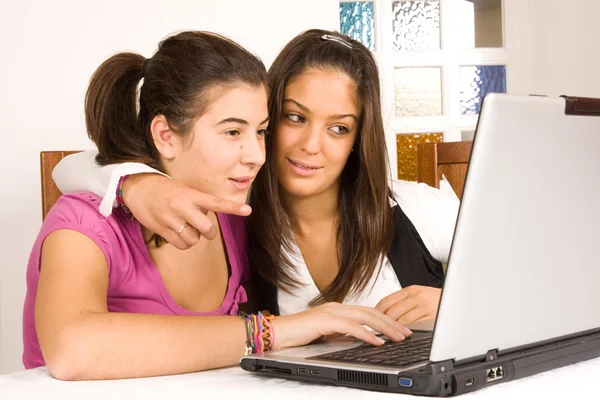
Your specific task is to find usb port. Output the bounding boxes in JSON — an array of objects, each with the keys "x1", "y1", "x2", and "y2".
[
  {"x1": 310, "y1": 369, "x2": 320, "y2": 376},
  {"x1": 297, "y1": 368, "x2": 307, "y2": 374},
  {"x1": 465, "y1": 377, "x2": 475, "y2": 387}
]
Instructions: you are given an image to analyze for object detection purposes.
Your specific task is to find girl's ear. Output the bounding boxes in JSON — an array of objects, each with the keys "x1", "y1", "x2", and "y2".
[{"x1": 151, "y1": 115, "x2": 177, "y2": 160}]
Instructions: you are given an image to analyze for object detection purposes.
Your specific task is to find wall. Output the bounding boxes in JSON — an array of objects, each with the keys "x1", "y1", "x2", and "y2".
[
  {"x1": 474, "y1": 7, "x2": 502, "y2": 48},
  {"x1": 528, "y1": 0, "x2": 600, "y2": 97},
  {"x1": 0, "y1": 0, "x2": 338, "y2": 374}
]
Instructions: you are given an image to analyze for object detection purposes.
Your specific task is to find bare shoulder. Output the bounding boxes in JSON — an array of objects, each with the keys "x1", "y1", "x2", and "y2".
[{"x1": 41, "y1": 229, "x2": 109, "y2": 273}]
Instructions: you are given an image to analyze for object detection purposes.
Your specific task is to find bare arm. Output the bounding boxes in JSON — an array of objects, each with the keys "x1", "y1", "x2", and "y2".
[
  {"x1": 52, "y1": 150, "x2": 173, "y2": 217},
  {"x1": 52, "y1": 151, "x2": 251, "y2": 249},
  {"x1": 37, "y1": 230, "x2": 411, "y2": 381},
  {"x1": 36, "y1": 229, "x2": 246, "y2": 380}
]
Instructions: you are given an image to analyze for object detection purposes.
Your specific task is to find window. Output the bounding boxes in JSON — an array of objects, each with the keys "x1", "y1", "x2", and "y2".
[{"x1": 339, "y1": 0, "x2": 520, "y2": 180}]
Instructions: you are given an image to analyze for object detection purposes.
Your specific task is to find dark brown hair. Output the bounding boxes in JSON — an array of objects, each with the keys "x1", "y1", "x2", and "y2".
[
  {"x1": 85, "y1": 31, "x2": 267, "y2": 170},
  {"x1": 248, "y1": 29, "x2": 395, "y2": 305}
]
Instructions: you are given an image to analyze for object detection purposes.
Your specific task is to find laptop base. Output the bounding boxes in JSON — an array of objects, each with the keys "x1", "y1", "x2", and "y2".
[{"x1": 241, "y1": 329, "x2": 600, "y2": 396}]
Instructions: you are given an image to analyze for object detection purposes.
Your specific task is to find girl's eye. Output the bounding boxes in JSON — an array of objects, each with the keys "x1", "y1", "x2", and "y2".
[
  {"x1": 257, "y1": 129, "x2": 269, "y2": 137},
  {"x1": 225, "y1": 130, "x2": 240, "y2": 137},
  {"x1": 285, "y1": 114, "x2": 306, "y2": 123},
  {"x1": 330, "y1": 125, "x2": 350, "y2": 135}
]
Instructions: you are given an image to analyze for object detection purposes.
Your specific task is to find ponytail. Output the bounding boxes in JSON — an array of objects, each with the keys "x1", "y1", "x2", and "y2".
[{"x1": 84, "y1": 52, "x2": 157, "y2": 166}]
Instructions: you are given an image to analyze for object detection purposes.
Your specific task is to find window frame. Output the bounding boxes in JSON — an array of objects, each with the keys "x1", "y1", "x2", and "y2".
[{"x1": 339, "y1": 0, "x2": 531, "y2": 178}]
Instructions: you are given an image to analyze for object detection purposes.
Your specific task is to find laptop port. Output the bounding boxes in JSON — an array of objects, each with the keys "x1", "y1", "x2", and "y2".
[
  {"x1": 297, "y1": 368, "x2": 307, "y2": 374},
  {"x1": 310, "y1": 369, "x2": 320, "y2": 376},
  {"x1": 496, "y1": 366, "x2": 504, "y2": 379},
  {"x1": 486, "y1": 366, "x2": 504, "y2": 383},
  {"x1": 465, "y1": 377, "x2": 475, "y2": 387},
  {"x1": 398, "y1": 377, "x2": 413, "y2": 387}
]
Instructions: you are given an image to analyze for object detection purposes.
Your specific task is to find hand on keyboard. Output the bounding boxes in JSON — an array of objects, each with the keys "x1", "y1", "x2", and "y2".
[
  {"x1": 270, "y1": 303, "x2": 413, "y2": 350},
  {"x1": 375, "y1": 285, "x2": 441, "y2": 324}
]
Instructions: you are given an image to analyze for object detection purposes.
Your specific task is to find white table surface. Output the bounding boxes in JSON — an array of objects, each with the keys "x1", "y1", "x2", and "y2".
[{"x1": 1, "y1": 357, "x2": 599, "y2": 400}]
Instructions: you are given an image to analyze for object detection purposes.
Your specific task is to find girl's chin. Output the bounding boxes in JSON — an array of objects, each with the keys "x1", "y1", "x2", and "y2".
[
  {"x1": 218, "y1": 190, "x2": 250, "y2": 205},
  {"x1": 186, "y1": 182, "x2": 249, "y2": 205},
  {"x1": 279, "y1": 180, "x2": 322, "y2": 198}
]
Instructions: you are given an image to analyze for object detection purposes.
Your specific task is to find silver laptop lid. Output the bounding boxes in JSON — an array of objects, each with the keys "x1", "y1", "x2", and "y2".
[{"x1": 430, "y1": 94, "x2": 600, "y2": 363}]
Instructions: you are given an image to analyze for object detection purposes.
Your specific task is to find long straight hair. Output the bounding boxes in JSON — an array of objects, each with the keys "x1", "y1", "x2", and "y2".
[{"x1": 248, "y1": 30, "x2": 395, "y2": 305}]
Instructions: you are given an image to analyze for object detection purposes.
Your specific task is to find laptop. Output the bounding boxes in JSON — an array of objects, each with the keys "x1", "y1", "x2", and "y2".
[{"x1": 240, "y1": 93, "x2": 600, "y2": 396}]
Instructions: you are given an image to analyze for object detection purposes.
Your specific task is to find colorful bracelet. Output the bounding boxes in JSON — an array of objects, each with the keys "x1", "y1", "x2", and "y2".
[
  {"x1": 116, "y1": 175, "x2": 133, "y2": 216},
  {"x1": 240, "y1": 311, "x2": 255, "y2": 355},
  {"x1": 258, "y1": 311, "x2": 275, "y2": 352},
  {"x1": 239, "y1": 310, "x2": 275, "y2": 354}
]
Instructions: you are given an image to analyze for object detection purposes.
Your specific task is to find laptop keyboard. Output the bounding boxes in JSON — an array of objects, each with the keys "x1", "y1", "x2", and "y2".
[{"x1": 310, "y1": 335, "x2": 432, "y2": 368}]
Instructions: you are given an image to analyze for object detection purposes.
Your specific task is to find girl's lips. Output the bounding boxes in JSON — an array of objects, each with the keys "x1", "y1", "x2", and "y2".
[
  {"x1": 287, "y1": 158, "x2": 322, "y2": 176},
  {"x1": 228, "y1": 177, "x2": 252, "y2": 190}
]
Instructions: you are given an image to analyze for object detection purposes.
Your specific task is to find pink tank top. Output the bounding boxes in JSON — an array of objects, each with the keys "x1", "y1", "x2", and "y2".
[{"x1": 22, "y1": 192, "x2": 249, "y2": 369}]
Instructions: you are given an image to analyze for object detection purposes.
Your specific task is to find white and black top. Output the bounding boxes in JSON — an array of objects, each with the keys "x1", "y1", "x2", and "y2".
[{"x1": 256, "y1": 180, "x2": 460, "y2": 315}]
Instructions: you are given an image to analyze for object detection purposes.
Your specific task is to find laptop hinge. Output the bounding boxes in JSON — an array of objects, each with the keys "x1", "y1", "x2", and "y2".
[
  {"x1": 426, "y1": 359, "x2": 455, "y2": 373},
  {"x1": 486, "y1": 349, "x2": 499, "y2": 362},
  {"x1": 560, "y1": 95, "x2": 600, "y2": 116}
]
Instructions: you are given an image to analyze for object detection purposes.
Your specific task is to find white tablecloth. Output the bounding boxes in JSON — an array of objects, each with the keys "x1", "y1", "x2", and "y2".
[{"x1": 1, "y1": 357, "x2": 599, "y2": 400}]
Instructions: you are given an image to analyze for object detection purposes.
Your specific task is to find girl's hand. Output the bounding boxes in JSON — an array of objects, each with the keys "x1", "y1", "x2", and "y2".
[
  {"x1": 375, "y1": 286, "x2": 441, "y2": 324},
  {"x1": 271, "y1": 302, "x2": 413, "y2": 350},
  {"x1": 122, "y1": 174, "x2": 251, "y2": 249}
]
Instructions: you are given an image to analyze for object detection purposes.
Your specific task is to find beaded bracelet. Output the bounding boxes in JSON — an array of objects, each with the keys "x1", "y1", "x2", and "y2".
[{"x1": 239, "y1": 310, "x2": 275, "y2": 354}]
